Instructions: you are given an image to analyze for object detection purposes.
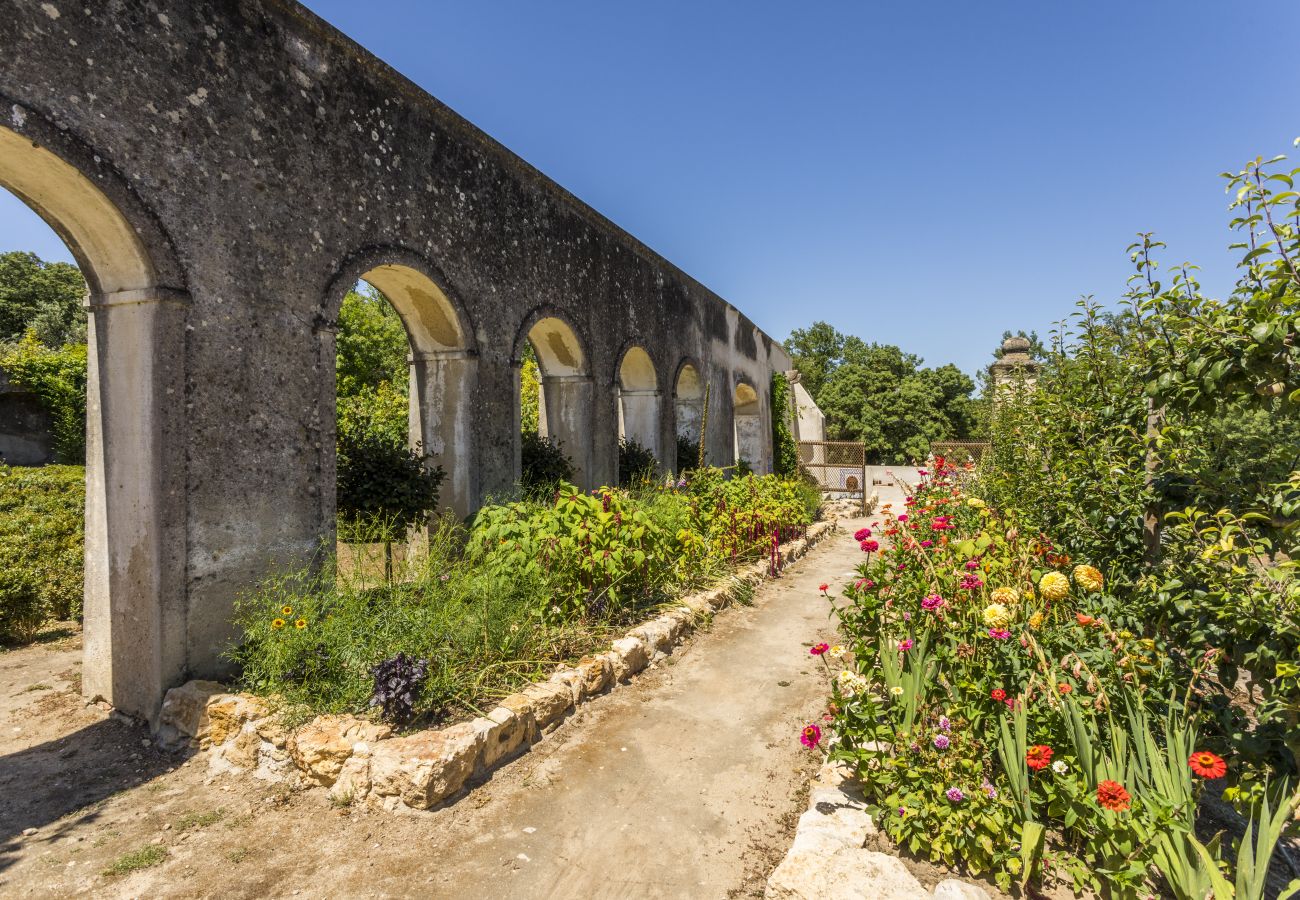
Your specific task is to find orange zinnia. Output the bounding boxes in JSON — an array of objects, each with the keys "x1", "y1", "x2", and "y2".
[
  {"x1": 1076, "y1": 613, "x2": 1095, "y2": 626},
  {"x1": 1026, "y1": 744, "x2": 1053, "y2": 771},
  {"x1": 1188, "y1": 750, "x2": 1227, "y2": 779},
  {"x1": 1097, "y1": 780, "x2": 1131, "y2": 812}
]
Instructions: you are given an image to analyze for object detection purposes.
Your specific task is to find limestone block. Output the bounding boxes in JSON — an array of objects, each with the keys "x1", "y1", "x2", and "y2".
[
  {"x1": 476, "y1": 704, "x2": 534, "y2": 770},
  {"x1": 287, "y1": 715, "x2": 393, "y2": 786},
  {"x1": 932, "y1": 882, "x2": 991, "y2": 900},
  {"x1": 498, "y1": 692, "x2": 534, "y2": 720},
  {"x1": 219, "y1": 727, "x2": 264, "y2": 770},
  {"x1": 766, "y1": 848, "x2": 928, "y2": 900},
  {"x1": 522, "y1": 681, "x2": 573, "y2": 730},
  {"x1": 155, "y1": 680, "x2": 226, "y2": 745},
  {"x1": 574, "y1": 655, "x2": 612, "y2": 695},
  {"x1": 549, "y1": 667, "x2": 588, "y2": 705},
  {"x1": 629, "y1": 618, "x2": 674, "y2": 654},
  {"x1": 367, "y1": 722, "x2": 486, "y2": 810},
  {"x1": 329, "y1": 755, "x2": 372, "y2": 804},
  {"x1": 205, "y1": 694, "x2": 270, "y2": 746},
  {"x1": 609, "y1": 637, "x2": 649, "y2": 678}
]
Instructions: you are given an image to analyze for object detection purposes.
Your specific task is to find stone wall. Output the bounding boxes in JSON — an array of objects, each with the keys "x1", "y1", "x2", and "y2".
[
  {"x1": 0, "y1": 0, "x2": 792, "y2": 719},
  {"x1": 0, "y1": 370, "x2": 55, "y2": 465}
]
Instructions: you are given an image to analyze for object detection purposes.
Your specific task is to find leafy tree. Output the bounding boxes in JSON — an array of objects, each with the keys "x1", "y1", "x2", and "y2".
[
  {"x1": 783, "y1": 321, "x2": 845, "y2": 400},
  {"x1": 520, "y1": 343, "x2": 540, "y2": 434},
  {"x1": 0, "y1": 251, "x2": 86, "y2": 347},
  {"x1": 336, "y1": 285, "x2": 408, "y2": 399},
  {"x1": 0, "y1": 334, "x2": 87, "y2": 463}
]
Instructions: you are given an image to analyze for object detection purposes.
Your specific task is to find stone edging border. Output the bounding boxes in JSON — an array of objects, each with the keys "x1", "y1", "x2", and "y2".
[
  {"x1": 764, "y1": 769, "x2": 993, "y2": 899},
  {"x1": 155, "y1": 519, "x2": 840, "y2": 814}
]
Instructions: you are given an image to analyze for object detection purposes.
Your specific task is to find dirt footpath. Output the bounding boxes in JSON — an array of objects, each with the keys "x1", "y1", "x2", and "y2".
[{"x1": 0, "y1": 522, "x2": 877, "y2": 899}]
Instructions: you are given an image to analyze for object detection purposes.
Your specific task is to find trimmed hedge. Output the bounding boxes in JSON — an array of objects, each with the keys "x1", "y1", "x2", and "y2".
[{"x1": 0, "y1": 464, "x2": 84, "y2": 642}]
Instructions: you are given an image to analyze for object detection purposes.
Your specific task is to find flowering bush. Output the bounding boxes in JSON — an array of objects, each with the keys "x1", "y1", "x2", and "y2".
[{"x1": 816, "y1": 459, "x2": 1299, "y2": 897}]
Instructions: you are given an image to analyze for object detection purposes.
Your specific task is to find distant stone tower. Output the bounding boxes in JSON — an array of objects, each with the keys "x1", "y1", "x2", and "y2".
[{"x1": 988, "y1": 335, "x2": 1041, "y2": 408}]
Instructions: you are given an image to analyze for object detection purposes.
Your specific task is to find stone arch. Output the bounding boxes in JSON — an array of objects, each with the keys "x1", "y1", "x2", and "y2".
[
  {"x1": 733, "y1": 379, "x2": 762, "y2": 470},
  {"x1": 323, "y1": 248, "x2": 477, "y2": 518},
  {"x1": 673, "y1": 358, "x2": 706, "y2": 467},
  {"x1": 0, "y1": 113, "x2": 189, "y2": 722},
  {"x1": 615, "y1": 345, "x2": 661, "y2": 474},
  {"x1": 512, "y1": 308, "x2": 593, "y2": 487}
]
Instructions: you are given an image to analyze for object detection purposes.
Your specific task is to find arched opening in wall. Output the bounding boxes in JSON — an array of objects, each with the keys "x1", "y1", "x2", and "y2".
[
  {"x1": 333, "y1": 263, "x2": 473, "y2": 579},
  {"x1": 673, "y1": 362, "x2": 704, "y2": 471},
  {"x1": 616, "y1": 347, "x2": 659, "y2": 485},
  {"x1": 733, "y1": 381, "x2": 762, "y2": 473},
  {"x1": 0, "y1": 123, "x2": 185, "y2": 720},
  {"x1": 516, "y1": 315, "x2": 592, "y2": 491}
]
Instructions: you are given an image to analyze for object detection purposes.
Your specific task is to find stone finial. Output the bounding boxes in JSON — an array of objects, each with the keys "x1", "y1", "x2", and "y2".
[{"x1": 990, "y1": 334, "x2": 1040, "y2": 378}]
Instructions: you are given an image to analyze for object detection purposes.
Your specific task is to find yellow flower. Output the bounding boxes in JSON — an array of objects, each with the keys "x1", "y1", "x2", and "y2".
[
  {"x1": 990, "y1": 586, "x2": 1020, "y2": 605},
  {"x1": 983, "y1": 603, "x2": 1011, "y2": 628},
  {"x1": 889, "y1": 685, "x2": 905, "y2": 697},
  {"x1": 1028, "y1": 612, "x2": 1044, "y2": 629},
  {"x1": 829, "y1": 644, "x2": 846, "y2": 658},
  {"x1": 271, "y1": 618, "x2": 286, "y2": 629},
  {"x1": 281, "y1": 605, "x2": 294, "y2": 616},
  {"x1": 295, "y1": 618, "x2": 307, "y2": 629},
  {"x1": 1039, "y1": 571, "x2": 1069, "y2": 601},
  {"x1": 1072, "y1": 564, "x2": 1104, "y2": 593},
  {"x1": 966, "y1": 497, "x2": 986, "y2": 509}
]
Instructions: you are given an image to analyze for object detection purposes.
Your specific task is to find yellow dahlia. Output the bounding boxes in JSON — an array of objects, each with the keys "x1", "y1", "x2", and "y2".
[
  {"x1": 1039, "y1": 571, "x2": 1070, "y2": 601},
  {"x1": 1073, "y1": 564, "x2": 1104, "y2": 593},
  {"x1": 990, "y1": 586, "x2": 1020, "y2": 605},
  {"x1": 983, "y1": 603, "x2": 1011, "y2": 628},
  {"x1": 966, "y1": 497, "x2": 986, "y2": 509},
  {"x1": 1028, "y1": 612, "x2": 1044, "y2": 629}
]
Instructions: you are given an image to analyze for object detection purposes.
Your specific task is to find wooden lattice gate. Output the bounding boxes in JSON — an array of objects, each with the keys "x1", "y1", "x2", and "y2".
[{"x1": 797, "y1": 441, "x2": 868, "y2": 496}]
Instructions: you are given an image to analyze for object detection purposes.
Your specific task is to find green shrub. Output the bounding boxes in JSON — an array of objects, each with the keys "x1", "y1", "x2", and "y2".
[
  {"x1": 675, "y1": 434, "x2": 700, "y2": 473},
  {"x1": 519, "y1": 431, "x2": 573, "y2": 496},
  {"x1": 0, "y1": 334, "x2": 87, "y2": 464},
  {"x1": 770, "y1": 372, "x2": 799, "y2": 478},
  {"x1": 617, "y1": 437, "x2": 658, "y2": 487},
  {"x1": 0, "y1": 464, "x2": 84, "y2": 642}
]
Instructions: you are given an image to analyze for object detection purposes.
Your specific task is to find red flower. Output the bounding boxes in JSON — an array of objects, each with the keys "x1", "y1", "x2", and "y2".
[
  {"x1": 1096, "y1": 780, "x2": 1131, "y2": 812},
  {"x1": 860, "y1": 540, "x2": 879, "y2": 553},
  {"x1": 853, "y1": 527, "x2": 872, "y2": 541},
  {"x1": 1057, "y1": 683, "x2": 1073, "y2": 695},
  {"x1": 1188, "y1": 750, "x2": 1227, "y2": 779},
  {"x1": 990, "y1": 688, "x2": 1006, "y2": 702},
  {"x1": 800, "y1": 724, "x2": 822, "y2": 748},
  {"x1": 818, "y1": 583, "x2": 829, "y2": 593},
  {"x1": 1026, "y1": 745, "x2": 1053, "y2": 771},
  {"x1": 809, "y1": 643, "x2": 830, "y2": 656}
]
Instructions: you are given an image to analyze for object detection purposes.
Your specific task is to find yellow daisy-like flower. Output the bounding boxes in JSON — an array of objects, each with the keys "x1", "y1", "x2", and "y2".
[
  {"x1": 271, "y1": 618, "x2": 286, "y2": 629},
  {"x1": 1072, "y1": 565, "x2": 1104, "y2": 593},
  {"x1": 1039, "y1": 571, "x2": 1070, "y2": 601},
  {"x1": 966, "y1": 497, "x2": 986, "y2": 509},
  {"x1": 889, "y1": 685, "x2": 905, "y2": 697},
  {"x1": 983, "y1": 603, "x2": 1011, "y2": 628},
  {"x1": 295, "y1": 618, "x2": 307, "y2": 629},
  {"x1": 281, "y1": 605, "x2": 293, "y2": 616},
  {"x1": 990, "y1": 586, "x2": 1020, "y2": 605},
  {"x1": 829, "y1": 644, "x2": 846, "y2": 658},
  {"x1": 1028, "y1": 612, "x2": 1044, "y2": 629}
]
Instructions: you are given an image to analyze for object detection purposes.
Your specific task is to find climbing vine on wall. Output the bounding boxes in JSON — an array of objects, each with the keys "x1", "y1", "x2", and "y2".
[{"x1": 770, "y1": 372, "x2": 798, "y2": 477}]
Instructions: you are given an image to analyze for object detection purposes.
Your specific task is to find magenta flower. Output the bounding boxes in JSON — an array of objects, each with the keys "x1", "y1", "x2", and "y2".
[
  {"x1": 939, "y1": 715, "x2": 951, "y2": 732},
  {"x1": 921, "y1": 594, "x2": 945, "y2": 611},
  {"x1": 933, "y1": 735, "x2": 950, "y2": 750},
  {"x1": 897, "y1": 514, "x2": 909, "y2": 522},
  {"x1": 946, "y1": 787, "x2": 965, "y2": 803},
  {"x1": 981, "y1": 779, "x2": 998, "y2": 799},
  {"x1": 920, "y1": 539, "x2": 933, "y2": 548},
  {"x1": 899, "y1": 638, "x2": 914, "y2": 651},
  {"x1": 810, "y1": 642, "x2": 830, "y2": 656},
  {"x1": 965, "y1": 559, "x2": 980, "y2": 571},
  {"x1": 988, "y1": 629, "x2": 1011, "y2": 640},
  {"x1": 860, "y1": 540, "x2": 879, "y2": 553},
  {"x1": 959, "y1": 574, "x2": 984, "y2": 590},
  {"x1": 853, "y1": 527, "x2": 872, "y2": 541},
  {"x1": 800, "y1": 724, "x2": 822, "y2": 748},
  {"x1": 918, "y1": 469, "x2": 929, "y2": 476}
]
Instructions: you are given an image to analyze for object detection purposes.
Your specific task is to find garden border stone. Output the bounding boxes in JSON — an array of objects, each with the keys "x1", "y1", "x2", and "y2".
[
  {"x1": 765, "y1": 762, "x2": 993, "y2": 900},
  {"x1": 157, "y1": 520, "x2": 838, "y2": 813}
]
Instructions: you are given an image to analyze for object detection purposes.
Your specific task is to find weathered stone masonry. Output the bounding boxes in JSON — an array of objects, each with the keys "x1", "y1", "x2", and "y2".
[{"x1": 0, "y1": 1, "x2": 792, "y2": 721}]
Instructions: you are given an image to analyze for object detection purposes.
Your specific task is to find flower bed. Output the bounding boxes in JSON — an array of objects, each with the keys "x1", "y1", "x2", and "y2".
[{"x1": 807, "y1": 458, "x2": 1299, "y2": 899}]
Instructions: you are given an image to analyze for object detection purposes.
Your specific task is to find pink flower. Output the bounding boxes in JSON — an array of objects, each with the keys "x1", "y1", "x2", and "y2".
[
  {"x1": 800, "y1": 724, "x2": 822, "y2": 748},
  {"x1": 946, "y1": 787, "x2": 964, "y2": 803},
  {"x1": 898, "y1": 514, "x2": 909, "y2": 522},
  {"x1": 853, "y1": 527, "x2": 872, "y2": 541},
  {"x1": 921, "y1": 594, "x2": 945, "y2": 611},
  {"x1": 988, "y1": 629, "x2": 1011, "y2": 640},
  {"x1": 933, "y1": 734, "x2": 949, "y2": 750},
  {"x1": 959, "y1": 574, "x2": 984, "y2": 590},
  {"x1": 965, "y1": 560, "x2": 980, "y2": 571},
  {"x1": 918, "y1": 469, "x2": 929, "y2": 476},
  {"x1": 920, "y1": 539, "x2": 933, "y2": 548},
  {"x1": 810, "y1": 642, "x2": 830, "y2": 656},
  {"x1": 902, "y1": 612, "x2": 911, "y2": 621},
  {"x1": 899, "y1": 638, "x2": 914, "y2": 651},
  {"x1": 860, "y1": 540, "x2": 879, "y2": 553}
]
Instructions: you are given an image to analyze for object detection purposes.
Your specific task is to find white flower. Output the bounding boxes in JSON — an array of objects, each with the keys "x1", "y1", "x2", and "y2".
[
  {"x1": 1052, "y1": 760, "x2": 1069, "y2": 775},
  {"x1": 890, "y1": 685, "x2": 905, "y2": 697}
]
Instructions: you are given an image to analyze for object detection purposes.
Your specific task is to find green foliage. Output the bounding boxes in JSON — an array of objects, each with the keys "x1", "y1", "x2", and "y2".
[
  {"x1": 785, "y1": 322, "x2": 978, "y2": 463},
  {"x1": 617, "y1": 437, "x2": 658, "y2": 487},
  {"x1": 335, "y1": 285, "x2": 408, "y2": 399},
  {"x1": 0, "y1": 333, "x2": 87, "y2": 463},
  {"x1": 336, "y1": 380, "x2": 442, "y2": 545},
  {"x1": 675, "y1": 434, "x2": 700, "y2": 474},
  {"x1": 520, "y1": 431, "x2": 573, "y2": 496},
  {"x1": 770, "y1": 372, "x2": 798, "y2": 477},
  {"x1": 0, "y1": 464, "x2": 84, "y2": 642},
  {"x1": 0, "y1": 251, "x2": 85, "y2": 347},
  {"x1": 519, "y1": 343, "x2": 540, "y2": 434}
]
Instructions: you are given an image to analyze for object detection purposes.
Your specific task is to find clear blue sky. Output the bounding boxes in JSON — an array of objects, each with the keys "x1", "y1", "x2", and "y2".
[{"x1": 4, "y1": 0, "x2": 1297, "y2": 378}]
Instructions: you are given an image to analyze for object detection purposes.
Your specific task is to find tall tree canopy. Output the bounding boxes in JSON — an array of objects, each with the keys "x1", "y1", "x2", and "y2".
[
  {"x1": 0, "y1": 251, "x2": 86, "y2": 348},
  {"x1": 783, "y1": 322, "x2": 978, "y2": 463}
]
